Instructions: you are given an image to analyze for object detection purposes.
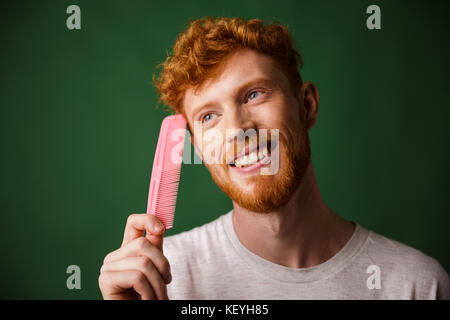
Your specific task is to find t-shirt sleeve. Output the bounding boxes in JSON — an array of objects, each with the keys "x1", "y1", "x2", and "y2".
[
  {"x1": 432, "y1": 261, "x2": 450, "y2": 300},
  {"x1": 409, "y1": 254, "x2": 450, "y2": 300}
]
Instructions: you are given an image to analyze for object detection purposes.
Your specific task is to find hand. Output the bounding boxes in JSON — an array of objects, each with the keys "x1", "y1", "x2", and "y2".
[{"x1": 98, "y1": 213, "x2": 172, "y2": 300}]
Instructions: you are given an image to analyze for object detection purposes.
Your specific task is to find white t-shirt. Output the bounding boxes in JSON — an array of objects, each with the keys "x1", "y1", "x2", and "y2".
[{"x1": 163, "y1": 210, "x2": 449, "y2": 299}]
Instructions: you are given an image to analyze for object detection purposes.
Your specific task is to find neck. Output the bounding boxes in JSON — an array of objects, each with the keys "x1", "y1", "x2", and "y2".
[{"x1": 232, "y1": 159, "x2": 355, "y2": 268}]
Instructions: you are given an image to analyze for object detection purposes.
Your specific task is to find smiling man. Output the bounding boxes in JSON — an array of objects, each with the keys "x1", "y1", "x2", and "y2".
[{"x1": 99, "y1": 17, "x2": 449, "y2": 300}]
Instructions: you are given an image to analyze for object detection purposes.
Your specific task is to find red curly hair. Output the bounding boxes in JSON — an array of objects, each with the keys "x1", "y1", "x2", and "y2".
[{"x1": 152, "y1": 17, "x2": 304, "y2": 116}]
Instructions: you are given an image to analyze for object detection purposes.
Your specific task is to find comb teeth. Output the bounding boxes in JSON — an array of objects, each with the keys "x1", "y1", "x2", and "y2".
[
  {"x1": 154, "y1": 168, "x2": 181, "y2": 229},
  {"x1": 147, "y1": 114, "x2": 186, "y2": 230}
]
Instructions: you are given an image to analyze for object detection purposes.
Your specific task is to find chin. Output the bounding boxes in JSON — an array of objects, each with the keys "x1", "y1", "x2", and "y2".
[
  {"x1": 211, "y1": 155, "x2": 296, "y2": 212},
  {"x1": 206, "y1": 128, "x2": 311, "y2": 213}
]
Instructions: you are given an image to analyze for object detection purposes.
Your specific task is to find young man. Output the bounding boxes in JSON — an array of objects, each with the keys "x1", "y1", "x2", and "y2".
[{"x1": 99, "y1": 17, "x2": 449, "y2": 300}]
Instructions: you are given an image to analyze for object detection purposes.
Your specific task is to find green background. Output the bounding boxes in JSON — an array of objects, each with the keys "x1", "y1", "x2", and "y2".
[{"x1": 1, "y1": 0, "x2": 449, "y2": 299}]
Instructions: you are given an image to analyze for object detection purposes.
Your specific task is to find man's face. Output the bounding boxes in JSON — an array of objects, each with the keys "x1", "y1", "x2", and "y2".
[{"x1": 183, "y1": 48, "x2": 311, "y2": 213}]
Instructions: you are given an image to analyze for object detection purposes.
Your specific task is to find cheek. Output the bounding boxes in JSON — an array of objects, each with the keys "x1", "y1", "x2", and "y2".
[
  {"x1": 258, "y1": 96, "x2": 301, "y2": 129},
  {"x1": 197, "y1": 132, "x2": 226, "y2": 164},
  {"x1": 280, "y1": 102, "x2": 304, "y2": 139}
]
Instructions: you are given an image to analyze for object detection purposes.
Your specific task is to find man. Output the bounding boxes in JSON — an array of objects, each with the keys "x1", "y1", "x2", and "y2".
[{"x1": 98, "y1": 17, "x2": 449, "y2": 300}]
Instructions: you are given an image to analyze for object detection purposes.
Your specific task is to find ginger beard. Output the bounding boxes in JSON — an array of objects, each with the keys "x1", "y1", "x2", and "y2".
[{"x1": 203, "y1": 124, "x2": 311, "y2": 213}]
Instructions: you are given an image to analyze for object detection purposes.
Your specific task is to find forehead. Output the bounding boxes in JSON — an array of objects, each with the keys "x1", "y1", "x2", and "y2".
[{"x1": 183, "y1": 48, "x2": 287, "y2": 116}]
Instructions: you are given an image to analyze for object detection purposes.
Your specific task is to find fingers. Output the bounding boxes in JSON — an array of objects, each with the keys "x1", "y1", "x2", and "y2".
[
  {"x1": 100, "y1": 257, "x2": 168, "y2": 300},
  {"x1": 122, "y1": 213, "x2": 165, "y2": 250},
  {"x1": 99, "y1": 213, "x2": 171, "y2": 300},
  {"x1": 99, "y1": 270, "x2": 157, "y2": 300},
  {"x1": 104, "y1": 237, "x2": 172, "y2": 284}
]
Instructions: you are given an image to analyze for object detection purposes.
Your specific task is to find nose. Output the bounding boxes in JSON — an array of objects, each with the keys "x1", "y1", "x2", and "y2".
[{"x1": 224, "y1": 107, "x2": 257, "y2": 144}]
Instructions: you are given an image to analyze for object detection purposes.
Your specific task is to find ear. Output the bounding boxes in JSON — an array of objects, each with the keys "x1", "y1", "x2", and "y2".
[{"x1": 299, "y1": 81, "x2": 319, "y2": 130}]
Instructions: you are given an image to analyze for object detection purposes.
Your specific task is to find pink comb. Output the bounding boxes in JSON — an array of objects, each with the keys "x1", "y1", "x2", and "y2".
[{"x1": 146, "y1": 114, "x2": 186, "y2": 229}]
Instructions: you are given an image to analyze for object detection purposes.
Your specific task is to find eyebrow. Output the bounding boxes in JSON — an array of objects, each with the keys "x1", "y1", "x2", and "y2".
[{"x1": 190, "y1": 77, "x2": 277, "y2": 119}]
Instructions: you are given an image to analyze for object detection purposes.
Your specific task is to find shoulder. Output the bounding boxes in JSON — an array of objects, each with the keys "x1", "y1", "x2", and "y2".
[
  {"x1": 361, "y1": 226, "x2": 449, "y2": 299},
  {"x1": 365, "y1": 229, "x2": 447, "y2": 277}
]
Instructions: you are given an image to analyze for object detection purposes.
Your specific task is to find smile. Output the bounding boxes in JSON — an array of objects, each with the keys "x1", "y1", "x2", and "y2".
[
  {"x1": 232, "y1": 145, "x2": 269, "y2": 167},
  {"x1": 228, "y1": 140, "x2": 276, "y2": 174}
]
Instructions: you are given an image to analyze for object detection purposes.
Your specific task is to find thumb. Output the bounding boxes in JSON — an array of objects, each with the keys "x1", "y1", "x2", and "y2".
[{"x1": 146, "y1": 230, "x2": 164, "y2": 253}]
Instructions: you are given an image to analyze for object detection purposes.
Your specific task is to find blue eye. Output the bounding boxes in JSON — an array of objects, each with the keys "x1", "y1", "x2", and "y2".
[
  {"x1": 202, "y1": 113, "x2": 213, "y2": 123},
  {"x1": 248, "y1": 91, "x2": 261, "y2": 101}
]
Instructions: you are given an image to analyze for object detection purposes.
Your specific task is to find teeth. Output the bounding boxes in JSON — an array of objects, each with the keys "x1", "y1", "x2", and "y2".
[
  {"x1": 234, "y1": 149, "x2": 267, "y2": 168},
  {"x1": 262, "y1": 146, "x2": 268, "y2": 156},
  {"x1": 249, "y1": 152, "x2": 258, "y2": 163}
]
